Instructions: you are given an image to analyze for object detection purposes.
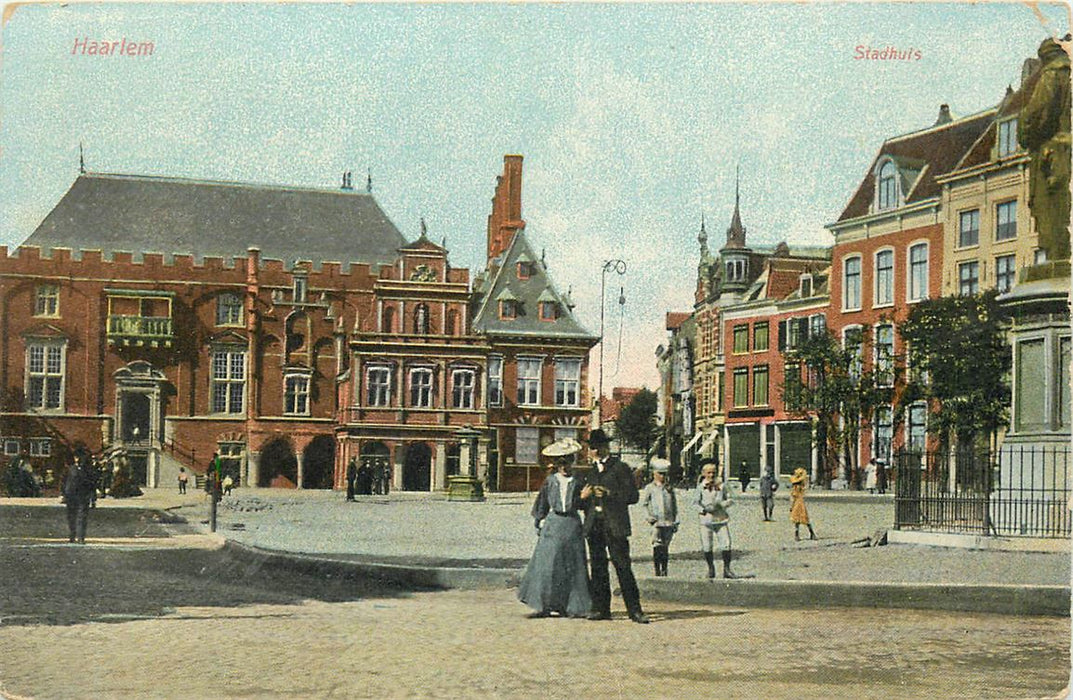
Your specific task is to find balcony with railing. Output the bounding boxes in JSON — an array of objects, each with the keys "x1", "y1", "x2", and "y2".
[{"x1": 105, "y1": 289, "x2": 175, "y2": 348}]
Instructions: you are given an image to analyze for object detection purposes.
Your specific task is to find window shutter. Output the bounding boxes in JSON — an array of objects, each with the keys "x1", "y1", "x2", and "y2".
[{"x1": 778, "y1": 320, "x2": 787, "y2": 351}]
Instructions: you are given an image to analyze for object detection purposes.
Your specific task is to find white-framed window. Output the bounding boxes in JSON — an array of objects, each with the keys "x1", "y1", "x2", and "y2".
[
  {"x1": 874, "y1": 323, "x2": 895, "y2": 387},
  {"x1": 516, "y1": 427, "x2": 539, "y2": 464},
  {"x1": 907, "y1": 242, "x2": 929, "y2": 302},
  {"x1": 907, "y1": 402, "x2": 928, "y2": 454},
  {"x1": 996, "y1": 254, "x2": 1017, "y2": 293},
  {"x1": 877, "y1": 160, "x2": 899, "y2": 210},
  {"x1": 34, "y1": 284, "x2": 60, "y2": 317},
  {"x1": 958, "y1": 261, "x2": 980, "y2": 296},
  {"x1": 216, "y1": 292, "x2": 243, "y2": 326},
  {"x1": 873, "y1": 406, "x2": 893, "y2": 464},
  {"x1": 25, "y1": 340, "x2": 66, "y2": 411},
  {"x1": 958, "y1": 209, "x2": 980, "y2": 248},
  {"x1": 366, "y1": 365, "x2": 392, "y2": 407},
  {"x1": 3, "y1": 439, "x2": 20, "y2": 456},
  {"x1": 554, "y1": 358, "x2": 582, "y2": 407},
  {"x1": 843, "y1": 325, "x2": 864, "y2": 383},
  {"x1": 29, "y1": 438, "x2": 52, "y2": 457},
  {"x1": 874, "y1": 249, "x2": 894, "y2": 307},
  {"x1": 517, "y1": 357, "x2": 542, "y2": 406},
  {"x1": 733, "y1": 325, "x2": 749, "y2": 354},
  {"x1": 451, "y1": 369, "x2": 475, "y2": 409},
  {"x1": 997, "y1": 118, "x2": 1018, "y2": 158},
  {"x1": 487, "y1": 355, "x2": 503, "y2": 407},
  {"x1": 283, "y1": 374, "x2": 310, "y2": 415},
  {"x1": 799, "y1": 273, "x2": 814, "y2": 298},
  {"x1": 409, "y1": 367, "x2": 434, "y2": 408},
  {"x1": 293, "y1": 275, "x2": 308, "y2": 303},
  {"x1": 842, "y1": 255, "x2": 862, "y2": 311},
  {"x1": 808, "y1": 314, "x2": 826, "y2": 338},
  {"x1": 996, "y1": 200, "x2": 1017, "y2": 241},
  {"x1": 753, "y1": 322, "x2": 769, "y2": 352},
  {"x1": 752, "y1": 365, "x2": 769, "y2": 406},
  {"x1": 211, "y1": 348, "x2": 246, "y2": 414}
]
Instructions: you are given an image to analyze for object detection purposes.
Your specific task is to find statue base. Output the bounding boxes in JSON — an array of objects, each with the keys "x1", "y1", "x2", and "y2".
[{"x1": 447, "y1": 475, "x2": 485, "y2": 502}]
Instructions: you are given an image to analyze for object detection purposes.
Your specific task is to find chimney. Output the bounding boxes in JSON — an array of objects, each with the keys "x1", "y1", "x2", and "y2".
[
  {"x1": 486, "y1": 154, "x2": 526, "y2": 262},
  {"x1": 934, "y1": 104, "x2": 952, "y2": 126}
]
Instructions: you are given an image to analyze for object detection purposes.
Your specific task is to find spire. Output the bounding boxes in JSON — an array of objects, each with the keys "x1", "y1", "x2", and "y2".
[
  {"x1": 698, "y1": 212, "x2": 708, "y2": 244},
  {"x1": 725, "y1": 165, "x2": 747, "y2": 249},
  {"x1": 366, "y1": 169, "x2": 372, "y2": 194},
  {"x1": 79, "y1": 142, "x2": 85, "y2": 174}
]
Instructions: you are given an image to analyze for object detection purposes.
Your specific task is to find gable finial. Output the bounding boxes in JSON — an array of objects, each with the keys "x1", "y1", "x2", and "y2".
[
  {"x1": 79, "y1": 142, "x2": 85, "y2": 174},
  {"x1": 366, "y1": 169, "x2": 372, "y2": 194},
  {"x1": 419, "y1": 217, "x2": 428, "y2": 239}
]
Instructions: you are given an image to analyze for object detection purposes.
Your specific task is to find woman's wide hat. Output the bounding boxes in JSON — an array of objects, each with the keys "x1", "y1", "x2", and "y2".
[
  {"x1": 542, "y1": 437, "x2": 583, "y2": 458},
  {"x1": 790, "y1": 467, "x2": 808, "y2": 484}
]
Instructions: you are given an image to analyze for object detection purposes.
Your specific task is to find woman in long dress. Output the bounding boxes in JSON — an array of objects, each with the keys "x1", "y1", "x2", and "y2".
[
  {"x1": 790, "y1": 467, "x2": 818, "y2": 541},
  {"x1": 517, "y1": 438, "x2": 592, "y2": 618}
]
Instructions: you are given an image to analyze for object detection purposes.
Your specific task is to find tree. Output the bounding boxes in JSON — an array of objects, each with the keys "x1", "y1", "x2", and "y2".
[
  {"x1": 614, "y1": 388, "x2": 659, "y2": 463},
  {"x1": 782, "y1": 326, "x2": 885, "y2": 488},
  {"x1": 897, "y1": 291, "x2": 1011, "y2": 453}
]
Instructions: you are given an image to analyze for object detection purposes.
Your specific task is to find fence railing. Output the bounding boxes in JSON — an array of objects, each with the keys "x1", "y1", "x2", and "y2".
[{"x1": 894, "y1": 445, "x2": 1070, "y2": 539}]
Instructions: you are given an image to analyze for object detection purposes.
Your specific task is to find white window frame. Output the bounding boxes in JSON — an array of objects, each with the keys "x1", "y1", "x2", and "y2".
[
  {"x1": 408, "y1": 367, "x2": 435, "y2": 408},
  {"x1": 808, "y1": 314, "x2": 826, "y2": 338},
  {"x1": 997, "y1": 118, "x2": 1018, "y2": 158},
  {"x1": 216, "y1": 292, "x2": 244, "y2": 326},
  {"x1": 752, "y1": 365, "x2": 769, "y2": 406},
  {"x1": 907, "y1": 402, "x2": 928, "y2": 455},
  {"x1": 958, "y1": 260, "x2": 980, "y2": 296},
  {"x1": 995, "y1": 254, "x2": 1017, "y2": 294},
  {"x1": 876, "y1": 159, "x2": 900, "y2": 211},
  {"x1": 451, "y1": 368, "x2": 476, "y2": 409},
  {"x1": 554, "y1": 357, "x2": 582, "y2": 408},
  {"x1": 842, "y1": 254, "x2": 862, "y2": 311},
  {"x1": 366, "y1": 365, "x2": 393, "y2": 407},
  {"x1": 907, "y1": 241, "x2": 929, "y2": 303},
  {"x1": 487, "y1": 355, "x2": 503, "y2": 407},
  {"x1": 211, "y1": 347, "x2": 246, "y2": 414},
  {"x1": 283, "y1": 373, "x2": 311, "y2": 416},
  {"x1": 25, "y1": 339, "x2": 66, "y2": 412},
  {"x1": 874, "y1": 323, "x2": 895, "y2": 388},
  {"x1": 732, "y1": 368, "x2": 749, "y2": 408},
  {"x1": 34, "y1": 284, "x2": 60, "y2": 317},
  {"x1": 995, "y1": 200, "x2": 1017, "y2": 242},
  {"x1": 3, "y1": 439, "x2": 20, "y2": 456},
  {"x1": 517, "y1": 356, "x2": 542, "y2": 406},
  {"x1": 29, "y1": 438, "x2": 52, "y2": 457},
  {"x1": 874, "y1": 248, "x2": 894, "y2": 308},
  {"x1": 958, "y1": 209, "x2": 980, "y2": 249}
]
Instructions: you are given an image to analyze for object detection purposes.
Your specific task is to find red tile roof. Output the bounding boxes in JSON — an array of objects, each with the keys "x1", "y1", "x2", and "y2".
[{"x1": 665, "y1": 312, "x2": 691, "y2": 330}]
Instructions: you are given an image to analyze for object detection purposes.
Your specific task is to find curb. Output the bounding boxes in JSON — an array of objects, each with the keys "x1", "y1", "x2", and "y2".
[{"x1": 221, "y1": 540, "x2": 1070, "y2": 618}]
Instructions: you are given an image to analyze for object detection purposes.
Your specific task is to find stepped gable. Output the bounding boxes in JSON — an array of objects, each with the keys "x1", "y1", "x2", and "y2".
[
  {"x1": 837, "y1": 109, "x2": 996, "y2": 222},
  {"x1": 472, "y1": 230, "x2": 596, "y2": 340},
  {"x1": 22, "y1": 172, "x2": 407, "y2": 268}
]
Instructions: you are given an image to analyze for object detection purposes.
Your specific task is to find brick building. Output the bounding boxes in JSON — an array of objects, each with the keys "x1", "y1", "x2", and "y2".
[{"x1": 1, "y1": 155, "x2": 595, "y2": 492}]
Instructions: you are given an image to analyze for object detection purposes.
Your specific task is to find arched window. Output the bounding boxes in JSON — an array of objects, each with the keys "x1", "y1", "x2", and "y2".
[{"x1": 877, "y1": 161, "x2": 898, "y2": 210}]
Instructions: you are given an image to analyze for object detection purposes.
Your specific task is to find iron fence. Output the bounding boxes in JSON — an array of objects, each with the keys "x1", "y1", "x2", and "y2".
[{"x1": 894, "y1": 445, "x2": 1070, "y2": 539}]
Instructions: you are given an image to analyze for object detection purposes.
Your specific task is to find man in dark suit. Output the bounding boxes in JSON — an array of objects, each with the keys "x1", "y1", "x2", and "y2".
[
  {"x1": 62, "y1": 449, "x2": 97, "y2": 544},
  {"x1": 580, "y1": 428, "x2": 648, "y2": 624}
]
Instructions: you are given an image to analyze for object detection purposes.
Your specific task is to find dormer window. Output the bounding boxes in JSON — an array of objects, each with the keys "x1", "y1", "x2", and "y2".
[
  {"x1": 997, "y1": 118, "x2": 1018, "y2": 158},
  {"x1": 725, "y1": 258, "x2": 747, "y2": 282},
  {"x1": 799, "y1": 273, "x2": 814, "y2": 298},
  {"x1": 876, "y1": 160, "x2": 899, "y2": 210},
  {"x1": 517, "y1": 261, "x2": 533, "y2": 280},
  {"x1": 539, "y1": 301, "x2": 557, "y2": 321},
  {"x1": 499, "y1": 299, "x2": 518, "y2": 320}
]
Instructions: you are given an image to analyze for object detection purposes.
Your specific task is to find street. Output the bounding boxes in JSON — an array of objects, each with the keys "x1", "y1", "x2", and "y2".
[{"x1": 0, "y1": 535, "x2": 1068, "y2": 700}]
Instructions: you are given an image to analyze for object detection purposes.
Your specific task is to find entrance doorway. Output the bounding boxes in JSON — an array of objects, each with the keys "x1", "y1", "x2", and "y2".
[
  {"x1": 121, "y1": 393, "x2": 151, "y2": 443},
  {"x1": 259, "y1": 437, "x2": 298, "y2": 488},
  {"x1": 402, "y1": 442, "x2": 431, "y2": 491},
  {"x1": 302, "y1": 436, "x2": 335, "y2": 489},
  {"x1": 360, "y1": 442, "x2": 391, "y2": 495}
]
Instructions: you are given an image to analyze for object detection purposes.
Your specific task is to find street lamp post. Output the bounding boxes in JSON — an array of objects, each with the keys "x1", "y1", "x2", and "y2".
[{"x1": 597, "y1": 259, "x2": 626, "y2": 427}]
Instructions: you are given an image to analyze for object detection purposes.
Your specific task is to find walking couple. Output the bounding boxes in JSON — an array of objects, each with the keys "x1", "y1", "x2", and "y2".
[{"x1": 517, "y1": 429, "x2": 649, "y2": 624}]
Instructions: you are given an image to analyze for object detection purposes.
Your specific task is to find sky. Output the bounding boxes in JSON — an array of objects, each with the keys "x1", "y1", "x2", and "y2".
[{"x1": 1, "y1": 2, "x2": 1069, "y2": 391}]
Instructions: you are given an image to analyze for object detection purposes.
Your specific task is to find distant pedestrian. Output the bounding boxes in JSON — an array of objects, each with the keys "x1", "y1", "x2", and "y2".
[
  {"x1": 739, "y1": 460, "x2": 751, "y2": 492},
  {"x1": 222, "y1": 474, "x2": 234, "y2": 496},
  {"x1": 790, "y1": 467, "x2": 818, "y2": 541},
  {"x1": 693, "y1": 460, "x2": 750, "y2": 579},
  {"x1": 517, "y1": 438, "x2": 591, "y2": 618},
  {"x1": 62, "y1": 449, "x2": 96, "y2": 544},
  {"x1": 759, "y1": 467, "x2": 778, "y2": 521},
  {"x1": 178, "y1": 467, "x2": 189, "y2": 495},
  {"x1": 865, "y1": 459, "x2": 878, "y2": 494},
  {"x1": 346, "y1": 458, "x2": 357, "y2": 502},
  {"x1": 877, "y1": 460, "x2": 888, "y2": 495},
  {"x1": 357, "y1": 460, "x2": 373, "y2": 495},
  {"x1": 641, "y1": 458, "x2": 679, "y2": 577}
]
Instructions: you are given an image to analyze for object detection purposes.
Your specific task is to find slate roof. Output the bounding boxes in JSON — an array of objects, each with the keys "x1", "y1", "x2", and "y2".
[
  {"x1": 472, "y1": 230, "x2": 597, "y2": 341},
  {"x1": 952, "y1": 74, "x2": 1039, "y2": 174},
  {"x1": 22, "y1": 172, "x2": 407, "y2": 267},
  {"x1": 837, "y1": 109, "x2": 996, "y2": 222}
]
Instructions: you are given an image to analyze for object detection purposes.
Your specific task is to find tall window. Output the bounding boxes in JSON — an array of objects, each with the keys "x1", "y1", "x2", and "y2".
[
  {"x1": 516, "y1": 427, "x2": 539, "y2": 464},
  {"x1": 996, "y1": 201, "x2": 1017, "y2": 241},
  {"x1": 875, "y1": 250, "x2": 894, "y2": 306},
  {"x1": 216, "y1": 292, "x2": 243, "y2": 326},
  {"x1": 487, "y1": 356, "x2": 503, "y2": 407},
  {"x1": 293, "y1": 276, "x2": 307, "y2": 303},
  {"x1": 784, "y1": 363, "x2": 801, "y2": 411},
  {"x1": 958, "y1": 209, "x2": 980, "y2": 248},
  {"x1": 211, "y1": 348, "x2": 246, "y2": 414},
  {"x1": 875, "y1": 324, "x2": 894, "y2": 387},
  {"x1": 958, "y1": 261, "x2": 980, "y2": 296},
  {"x1": 997, "y1": 118, "x2": 1018, "y2": 158},
  {"x1": 283, "y1": 374, "x2": 310, "y2": 415},
  {"x1": 753, "y1": 322, "x2": 769, "y2": 352},
  {"x1": 517, "y1": 357, "x2": 541, "y2": 406},
  {"x1": 908, "y1": 243, "x2": 929, "y2": 302},
  {"x1": 451, "y1": 369, "x2": 475, "y2": 409},
  {"x1": 752, "y1": 365, "x2": 769, "y2": 406},
  {"x1": 366, "y1": 366, "x2": 392, "y2": 407},
  {"x1": 874, "y1": 406, "x2": 893, "y2": 464},
  {"x1": 25, "y1": 340, "x2": 65, "y2": 410},
  {"x1": 554, "y1": 358, "x2": 581, "y2": 407},
  {"x1": 907, "y1": 402, "x2": 927, "y2": 454},
  {"x1": 995, "y1": 254, "x2": 1017, "y2": 293},
  {"x1": 409, "y1": 368, "x2": 434, "y2": 408},
  {"x1": 34, "y1": 285, "x2": 59, "y2": 317},
  {"x1": 809, "y1": 314, "x2": 826, "y2": 338},
  {"x1": 844, "y1": 326, "x2": 864, "y2": 383},
  {"x1": 733, "y1": 325, "x2": 749, "y2": 354},
  {"x1": 732, "y1": 368, "x2": 748, "y2": 407},
  {"x1": 877, "y1": 161, "x2": 898, "y2": 210},
  {"x1": 843, "y1": 256, "x2": 861, "y2": 310}
]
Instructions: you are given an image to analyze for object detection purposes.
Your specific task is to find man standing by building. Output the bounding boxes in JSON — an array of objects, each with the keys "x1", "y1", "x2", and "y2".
[
  {"x1": 62, "y1": 449, "x2": 96, "y2": 544},
  {"x1": 758, "y1": 467, "x2": 778, "y2": 521},
  {"x1": 346, "y1": 458, "x2": 357, "y2": 502},
  {"x1": 580, "y1": 428, "x2": 648, "y2": 624}
]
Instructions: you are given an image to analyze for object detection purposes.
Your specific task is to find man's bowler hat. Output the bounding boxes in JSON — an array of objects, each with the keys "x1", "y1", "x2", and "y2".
[{"x1": 586, "y1": 428, "x2": 612, "y2": 446}]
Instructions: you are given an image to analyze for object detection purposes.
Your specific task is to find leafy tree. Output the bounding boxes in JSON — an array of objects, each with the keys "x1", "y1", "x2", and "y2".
[
  {"x1": 614, "y1": 388, "x2": 659, "y2": 463},
  {"x1": 897, "y1": 291, "x2": 1011, "y2": 452},
  {"x1": 782, "y1": 327, "x2": 886, "y2": 488}
]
